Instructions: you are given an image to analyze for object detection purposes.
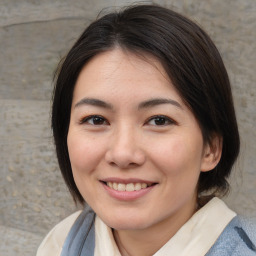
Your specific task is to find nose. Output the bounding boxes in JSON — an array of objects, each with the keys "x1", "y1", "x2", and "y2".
[{"x1": 105, "y1": 125, "x2": 146, "y2": 169}]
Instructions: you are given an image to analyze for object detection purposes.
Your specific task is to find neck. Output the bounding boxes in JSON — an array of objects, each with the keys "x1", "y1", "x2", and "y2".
[{"x1": 113, "y1": 198, "x2": 198, "y2": 256}]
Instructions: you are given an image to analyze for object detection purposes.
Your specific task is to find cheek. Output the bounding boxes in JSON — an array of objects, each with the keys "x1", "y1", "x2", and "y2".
[
  {"x1": 150, "y1": 136, "x2": 203, "y2": 177},
  {"x1": 67, "y1": 133, "x2": 104, "y2": 174}
]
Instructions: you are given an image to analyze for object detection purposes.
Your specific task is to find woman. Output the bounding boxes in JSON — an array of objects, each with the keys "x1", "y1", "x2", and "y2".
[{"x1": 37, "y1": 4, "x2": 256, "y2": 256}]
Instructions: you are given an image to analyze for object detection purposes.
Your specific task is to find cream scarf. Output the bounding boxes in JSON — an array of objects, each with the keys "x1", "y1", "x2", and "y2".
[{"x1": 94, "y1": 197, "x2": 236, "y2": 256}]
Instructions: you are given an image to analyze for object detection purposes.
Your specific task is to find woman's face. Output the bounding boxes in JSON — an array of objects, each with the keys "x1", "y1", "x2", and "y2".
[{"x1": 67, "y1": 49, "x2": 214, "y2": 231}]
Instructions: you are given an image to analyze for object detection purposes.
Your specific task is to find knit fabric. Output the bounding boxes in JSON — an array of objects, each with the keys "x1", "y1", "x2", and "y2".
[{"x1": 206, "y1": 216, "x2": 256, "y2": 256}]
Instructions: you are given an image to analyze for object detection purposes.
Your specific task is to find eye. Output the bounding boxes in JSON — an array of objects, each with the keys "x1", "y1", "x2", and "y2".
[
  {"x1": 146, "y1": 115, "x2": 175, "y2": 126},
  {"x1": 80, "y1": 115, "x2": 109, "y2": 125}
]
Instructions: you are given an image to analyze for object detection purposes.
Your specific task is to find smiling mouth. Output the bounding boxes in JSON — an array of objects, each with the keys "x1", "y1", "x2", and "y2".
[{"x1": 104, "y1": 182, "x2": 155, "y2": 192}]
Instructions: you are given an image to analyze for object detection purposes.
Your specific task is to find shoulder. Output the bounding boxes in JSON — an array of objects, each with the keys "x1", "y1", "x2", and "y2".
[
  {"x1": 36, "y1": 211, "x2": 82, "y2": 256},
  {"x1": 207, "y1": 216, "x2": 256, "y2": 256},
  {"x1": 236, "y1": 216, "x2": 256, "y2": 241}
]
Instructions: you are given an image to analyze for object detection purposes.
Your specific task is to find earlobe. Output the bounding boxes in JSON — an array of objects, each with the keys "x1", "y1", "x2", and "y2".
[{"x1": 201, "y1": 135, "x2": 223, "y2": 172}]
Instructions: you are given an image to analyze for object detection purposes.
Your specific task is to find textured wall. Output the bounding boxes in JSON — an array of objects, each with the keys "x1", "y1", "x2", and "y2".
[{"x1": 0, "y1": 0, "x2": 255, "y2": 255}]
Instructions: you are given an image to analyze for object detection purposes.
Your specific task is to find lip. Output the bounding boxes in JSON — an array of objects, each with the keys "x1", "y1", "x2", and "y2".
[
  {"x1": 101, "y1": 180, "x2": 157, "y2": 201},
  {"x1": 101, "y1": 177, "x2": 156, "y2": 184}
]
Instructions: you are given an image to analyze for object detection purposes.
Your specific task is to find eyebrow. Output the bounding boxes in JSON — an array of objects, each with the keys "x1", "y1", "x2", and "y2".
[
  {"x1": 74, "y1": 97, "x2": 182, "y2": 110},
  {"x1": 138, "y1": 98, "x2": 183, "y2": 110},
  {"x1": 74, "y1": 98, "x2": 113, "y2": 109}
]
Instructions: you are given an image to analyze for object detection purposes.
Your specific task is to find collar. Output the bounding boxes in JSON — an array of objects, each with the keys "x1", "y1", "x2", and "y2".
[{"x1": 94, "y1": 197, "x2": 236, "y2": 256}]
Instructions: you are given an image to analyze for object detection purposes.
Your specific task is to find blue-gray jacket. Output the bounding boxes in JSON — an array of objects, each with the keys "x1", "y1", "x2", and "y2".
[
  {"x1": 206, "y1": 216, "x2": 256, "y2": 255},
  {"x1": 61, "y1": 207, "x2": 256, "y2": 256}
]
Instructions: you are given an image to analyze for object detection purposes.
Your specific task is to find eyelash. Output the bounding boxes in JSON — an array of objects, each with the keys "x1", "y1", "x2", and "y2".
[
  {"x1": 79, "y1": 115, "x2": 109, "y2": 125},
  {"x1": 145, "y1": 115, "x2": 176, "y2": 126},
  {"x1": 79, "y1": 115, "x2": 175, "y2": 127}
]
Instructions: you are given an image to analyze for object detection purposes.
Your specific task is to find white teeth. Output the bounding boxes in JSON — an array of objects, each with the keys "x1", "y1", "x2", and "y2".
[
  {"x1": 117, "y1": 183, "x2": 126, "y2": 191},
  {"x1": 134, "y1": 183, "x2": 142, "y2": 191},
  {"x1": 107, "y1": 182, "x2": 113, "y2": 188},
  {"x1": 126, "y1": 183, "x2": 135, "y2": 191},
  {"x1": 113, "y1": 182, "x2": 118, "y2": 190},
  {"x1": 106, "y1": 182, "x2": 151, "y2": 191},
  {"x1": 141, "y1": 183, "x2": 147, "y2": 189}
]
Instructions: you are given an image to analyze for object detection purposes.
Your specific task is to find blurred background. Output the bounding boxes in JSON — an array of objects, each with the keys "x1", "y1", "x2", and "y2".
[{"x1": 0, "y1": 0, "x2": 255, "y2": 255}]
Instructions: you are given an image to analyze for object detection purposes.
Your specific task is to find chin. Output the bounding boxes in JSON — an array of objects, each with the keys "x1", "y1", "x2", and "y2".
[{"x1": 99, "y1": 213, "x2": 151, "y2": 230}]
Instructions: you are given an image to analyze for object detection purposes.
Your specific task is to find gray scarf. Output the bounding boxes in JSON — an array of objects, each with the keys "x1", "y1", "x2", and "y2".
[
  {"x1": 60, "y1": 206, "x2": 256, "y2": 256},
  {"x1": 61, "y1": 206, "x2": 95, "y2": 256}
]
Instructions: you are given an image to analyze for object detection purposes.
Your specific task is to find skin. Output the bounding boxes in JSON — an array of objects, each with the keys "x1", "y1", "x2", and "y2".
[{"x1": 67, "y1": 48, "x2": 221, "y2": 256}]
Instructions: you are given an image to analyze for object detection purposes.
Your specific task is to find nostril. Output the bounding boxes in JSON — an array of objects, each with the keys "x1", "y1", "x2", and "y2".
[
  {"x1": 105, "y1": 146, "x2": 146, "y2": 168},
  {"x1": 129, "y1": 162, "x2": 139, "y2": 167},
  {"x1": 109, "y1": 161, "x2": 116, "y2": 166},
  {"x1": 108, "y1": 161, "x2": 138, "y2": 169}
]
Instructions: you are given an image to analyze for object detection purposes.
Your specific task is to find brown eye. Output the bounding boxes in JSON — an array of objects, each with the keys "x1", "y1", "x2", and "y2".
[
  {"x1": 91, "y1": 116, "x2": 105, "y2": 125},
  {"x1": 154, "y1": 117, "x2": 167, "y2": 125},
  {"x1": 147, "y1": 115, "x2": 174, "y2": 126},
  {"x1": 80, "y1": 115, "x2": 108, "y2": 125}
]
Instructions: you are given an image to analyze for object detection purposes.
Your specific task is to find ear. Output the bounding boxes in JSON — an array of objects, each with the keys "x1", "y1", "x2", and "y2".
[{"x1": 201, "y1": 134, "x2": 223, "y2": 172}]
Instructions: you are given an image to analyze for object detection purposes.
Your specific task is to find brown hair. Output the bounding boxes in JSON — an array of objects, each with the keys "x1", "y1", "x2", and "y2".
[{"x1": 52, "y1": 4, "x2": 240, "y2": 204}]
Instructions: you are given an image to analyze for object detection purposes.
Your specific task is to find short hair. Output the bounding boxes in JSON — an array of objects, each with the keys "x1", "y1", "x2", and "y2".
[{"x1": 52, "y1": 4, "x2": 240, "y2": 204}]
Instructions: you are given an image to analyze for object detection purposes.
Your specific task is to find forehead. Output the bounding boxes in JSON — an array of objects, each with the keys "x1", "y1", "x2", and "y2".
[{"x1": 72, "y1": 48, "x2": 183, "y2": 104}]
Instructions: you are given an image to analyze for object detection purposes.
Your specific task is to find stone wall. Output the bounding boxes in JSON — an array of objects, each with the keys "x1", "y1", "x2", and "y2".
[{"x1": 1, "y1": 0, "x2": 255, "y2": 255}]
